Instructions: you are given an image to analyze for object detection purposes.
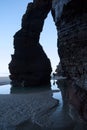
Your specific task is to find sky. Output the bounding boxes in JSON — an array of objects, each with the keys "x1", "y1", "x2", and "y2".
[{"x1": 0, "y1": 0, "x2": 60, "y2": 76}]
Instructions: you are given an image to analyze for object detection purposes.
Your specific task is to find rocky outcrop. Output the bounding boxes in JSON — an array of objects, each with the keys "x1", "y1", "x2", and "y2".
[
  {"x1": 67, "y1": 79, "x2": 87, "y2": 121},
  {"x1": 52, "y1": 0, "x2": 87, "y2": 90},
  {"x1": 52, "y1": 0, "x2": 87, "y2": 121},
  {"x1": 57, "y1": 79, "x2": 87, "y2": 122},
  {"x1": 9, "y1": 0, "x2": 52, "y2": 86}
]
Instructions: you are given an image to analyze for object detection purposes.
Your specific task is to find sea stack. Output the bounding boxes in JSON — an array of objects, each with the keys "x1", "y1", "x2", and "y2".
[{"x1": 9, "y1": 0, "x2": 52, "y2": 86}]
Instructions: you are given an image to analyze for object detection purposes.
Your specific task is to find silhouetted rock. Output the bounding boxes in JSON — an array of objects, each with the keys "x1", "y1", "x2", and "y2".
[{"x1": 9, "y1": 0, "x2": 52, "y2": 86}]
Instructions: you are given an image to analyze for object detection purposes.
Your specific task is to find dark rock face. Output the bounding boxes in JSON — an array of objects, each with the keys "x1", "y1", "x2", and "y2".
[
  {"x1": 9, "y1": 0, "x2": 52, "y2": 86},
  {"x1": 52, "y1": 0, "x2": 87, "y2": 121},
  {"x1": 67, "y1": 79, "x2": 87, "y2": 122},
  {"x1": 52, "y1": 0, "x2": 87, "y2": 90},
  {"x1": 57, "y1": 79, "x2": 87, "y2": 122}
]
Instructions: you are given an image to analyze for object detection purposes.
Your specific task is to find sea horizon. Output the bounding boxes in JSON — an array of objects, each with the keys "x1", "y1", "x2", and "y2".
[{"x1": 0, "y1": 72, "x2": 9, "y2": 77}]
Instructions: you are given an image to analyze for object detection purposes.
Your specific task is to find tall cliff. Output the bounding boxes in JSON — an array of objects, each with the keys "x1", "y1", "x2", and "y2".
[
  {"x1": 52, "y1": 0, "x2": 87, "y2": 121},
  {"x1": 52, "y1": 0, "x2": 87, "y2": 90},
  {"x1": 9, "y1": 0, "x2": 52, "y2": 86}
]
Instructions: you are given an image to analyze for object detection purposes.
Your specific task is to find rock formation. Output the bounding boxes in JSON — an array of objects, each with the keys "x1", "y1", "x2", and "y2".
[
  {"x1": 52, "y1": 0, "x2": 87, "y2": 121},
  {"x1": 52, "y1": 0, "x2": 87, "y2": 89},
  {"x1": 8, "y1": 0, "x2": 87, "y2": 122},
  {"x1": 57, "y1": 79, "x2": 87, "y2": 122},
  {"x1": 9, "y1": 0, "x2": 52, "y2": 86}
]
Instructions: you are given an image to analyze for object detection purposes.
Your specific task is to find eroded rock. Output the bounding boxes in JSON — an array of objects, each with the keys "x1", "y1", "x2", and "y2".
[
  {"x1": 52, "y1": 0, "x2": 87, "y2": 121},
  {"x1": 9, "y1": 0, "x2": 52, "y2": 86}
]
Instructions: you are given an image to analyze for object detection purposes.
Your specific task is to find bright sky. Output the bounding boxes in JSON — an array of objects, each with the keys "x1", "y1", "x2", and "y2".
[{"x1": 0, "y1": 0, "x2": 60, "y2": 76}]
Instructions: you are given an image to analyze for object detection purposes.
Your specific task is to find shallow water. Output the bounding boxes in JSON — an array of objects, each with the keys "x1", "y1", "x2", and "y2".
[
  {"x1": 0, "y1": 80, "x2": 87, "y2": 130},
  {"x1": 0, "y1": 80, "x2": 59, "y2": 95},
  {"x1": 0, "y1": 85, "x2": 11, "y2": 94}
]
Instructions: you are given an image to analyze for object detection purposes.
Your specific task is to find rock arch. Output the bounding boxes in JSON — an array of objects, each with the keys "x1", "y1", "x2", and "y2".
[
  {"x1": 9, "y1": 0, "x2": 52, "y2": 86},
  {"x1": 9, "y1": 0, "x2": 87, "y2": 90}
]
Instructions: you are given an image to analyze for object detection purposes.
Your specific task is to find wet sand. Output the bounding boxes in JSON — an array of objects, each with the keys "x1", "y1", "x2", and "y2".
[
  {"x1": 0, "y1": 77, "x2": 87, "y2": 130},
  {"x1": 0, "y1": 77, "x2": 59, "y2": 129},
  {"x1": 0, "y1": 91, "x2": 59, "y2": 129}
]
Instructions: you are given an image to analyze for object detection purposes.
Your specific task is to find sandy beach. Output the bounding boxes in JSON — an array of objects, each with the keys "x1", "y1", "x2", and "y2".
[
  {"x1": 0, "y1": 77, "x2": 59, "y2": 130},
  {"x1": 0, "y1": 77, "x2": 86, "y2": 130},
  {"x1": 0, "y1": 91, "x2": 59, "y2": 129}
]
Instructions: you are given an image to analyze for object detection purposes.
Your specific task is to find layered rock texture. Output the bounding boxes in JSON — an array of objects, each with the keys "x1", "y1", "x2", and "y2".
[
  {"x1": 52, "y1": 0, "x2": 87, "y2": 89},
  {"x1": 52, "y1": 0, "x2": 87, "y2": 121},
  {"x1": 9, "y1": 0, "x2": 52, "y2": 86}
]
